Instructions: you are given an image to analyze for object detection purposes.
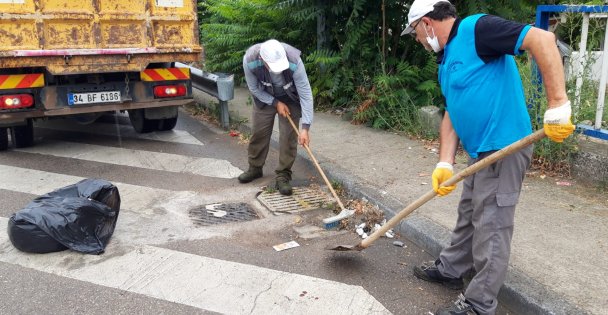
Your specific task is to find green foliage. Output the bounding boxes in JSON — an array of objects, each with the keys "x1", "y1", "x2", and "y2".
[
  {"x1": 290, "y1": 0, "x2": 541, "y2": 136},
  {"x1": 351, "y1": 58, "x2": 441, "y2": 136},
  {"x1": 198, "y1": 0, "x2": 600, "y2": 144}
]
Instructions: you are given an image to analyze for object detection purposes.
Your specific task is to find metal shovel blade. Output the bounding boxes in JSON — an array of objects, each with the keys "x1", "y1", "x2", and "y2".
[{"x1": 325, "y1": 244, "x2": 364, "y2": 251}]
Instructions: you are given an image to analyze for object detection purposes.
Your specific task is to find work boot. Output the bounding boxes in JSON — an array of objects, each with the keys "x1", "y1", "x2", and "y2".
[
  {"x1": 436, "y1": 293, "x2": 479, "y2": 315},
  {"x1": 238, "y1": 167, "x2": 263, "y2": 183},
  {"x1": 275, "y1": 173, "x2": 293, "y2": 196},
  {"x1": 413, "y1": 259, "x2": 464, "y2": 290}
]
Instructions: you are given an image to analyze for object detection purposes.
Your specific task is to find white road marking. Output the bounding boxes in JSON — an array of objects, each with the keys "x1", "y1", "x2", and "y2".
[
  {"x1": 0, "y1": 120, "x2": 391, "y2": 314},
  {"x1": 14, "y1": 140, "x2": 242, "y2": 179},
  {"x1": 0, "y1": 169, "x2": 390, "y2": 314},
  {"x1": 0, "y1": 233, "x2": 390, "y2": 315},
  {"x1": 37, "y1": 119, "x2": 205, "y2": 146}
]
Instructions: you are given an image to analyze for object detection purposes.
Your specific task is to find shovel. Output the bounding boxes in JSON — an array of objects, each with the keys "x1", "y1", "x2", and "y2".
[
  {"x1": 285, "y1": 115, "x2": 355, "y2": 228},
  {"x1": 327, "y1": 129, "x2": 546, "y2": 251}
]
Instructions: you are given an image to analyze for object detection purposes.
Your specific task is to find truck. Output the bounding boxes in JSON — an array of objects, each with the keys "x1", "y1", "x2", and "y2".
[{"x1": 0, "y1": 0, "x2": 202, "y2": 150}]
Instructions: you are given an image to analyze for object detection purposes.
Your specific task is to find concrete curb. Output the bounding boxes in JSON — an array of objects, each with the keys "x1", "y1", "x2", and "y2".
[{"x1": 203, "y1": 101, "x2": 588, "y2": 315}]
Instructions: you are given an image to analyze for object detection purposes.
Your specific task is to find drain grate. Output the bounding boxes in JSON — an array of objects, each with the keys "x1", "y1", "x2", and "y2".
[
  {"x1": 189, "y1": 203, "x2": 258, "y2": 226},
  {"x1": 257, "y1": 187, "x2": 331, "y2": 214}
]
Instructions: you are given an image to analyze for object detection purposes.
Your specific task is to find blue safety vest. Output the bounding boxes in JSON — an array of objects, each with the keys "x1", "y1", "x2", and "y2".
[{"x1": 439, "y1": 14, "x2": 532, "y2": 158}]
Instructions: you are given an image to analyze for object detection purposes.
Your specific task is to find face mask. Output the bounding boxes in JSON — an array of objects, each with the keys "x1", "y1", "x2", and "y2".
[{"x1": 424, "y1": 24, "x2": 442, "y2": 53}]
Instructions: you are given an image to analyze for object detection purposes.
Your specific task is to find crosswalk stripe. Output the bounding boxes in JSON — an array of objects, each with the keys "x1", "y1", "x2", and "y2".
[
  {"x1": 0, "y1": 233, "x2": 390, "y2": 315},
  {"x1": 0, "y1": 164, "x2": 189, "y2": 213},
  {"x1": 36, "y1": 118, "x2": 205, "y2": 146},
  {"x1": 0, "y1": 165, "x2": 259, "y2": 244},
  {"x1": 0, "y1": 168, "x2": 391, "y2": 314},
  {"x1": 14, "y1": 140, "x2": 242, "y2": 179}
]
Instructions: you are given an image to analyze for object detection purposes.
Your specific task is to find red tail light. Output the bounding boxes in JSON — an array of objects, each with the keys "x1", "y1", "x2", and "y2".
[
  {"x1": 0, "y1": 94, "x2": 34, "y2": 109},
  {"x1": 153, "y1": 84, "x2": 187, "y2": 98}
]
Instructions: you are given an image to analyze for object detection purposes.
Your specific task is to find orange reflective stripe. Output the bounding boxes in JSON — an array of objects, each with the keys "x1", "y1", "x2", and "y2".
[
  {"x1": 140, "y1": 68, "x2": 190, "y2": 81},
  {"x1": 0, "y1": 74, "x2": 44, "y2": 89},
  {"x1": 142, "y1": 69, "x2": 165, "y2": 81},
  {"x1": 3, "y1": 75, "x2": 24, "y2": 89},
  {"x1": 16, "y1": 74, "x2": 44, "y2": 89},
  {"x1": 168, "y1": 68, "x2": 189, "y2": 80},
  {"x1": 0, "y1": 75, "x2": 9, "y2": 87},
  {"x1": 31, "y1": 74, "x2": 44, "y2": 87},
  {"x1": 140, "y1": 72, "x2": 153, "y2": 81}
]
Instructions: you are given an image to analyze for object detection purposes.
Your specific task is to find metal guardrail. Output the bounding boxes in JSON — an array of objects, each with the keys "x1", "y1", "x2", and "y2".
[{"x1": 175, "y1": 62, "x2": 234, "y2": 129}]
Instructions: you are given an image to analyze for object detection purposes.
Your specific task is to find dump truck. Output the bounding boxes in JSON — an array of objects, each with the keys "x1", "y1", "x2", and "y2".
[{"x1": 0, "y1": 0, "x2": 202, "y2": 150}]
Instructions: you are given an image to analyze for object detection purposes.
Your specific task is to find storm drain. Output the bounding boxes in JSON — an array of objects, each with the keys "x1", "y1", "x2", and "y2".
[
  {"x1": 257, "y1": 187, "x2": 331, "y2": 214},
  {"x1": 189, "y1": 203, "x2": 258, "y2": 226}
]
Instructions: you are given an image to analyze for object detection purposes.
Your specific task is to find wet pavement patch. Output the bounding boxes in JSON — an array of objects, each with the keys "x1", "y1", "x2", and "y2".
[
  {"x1": 189, "y1": 203, "x2": 259, "y2": 226},
  {"x1": 257, "y1": 187, "x2": 331, "y2": 214}
]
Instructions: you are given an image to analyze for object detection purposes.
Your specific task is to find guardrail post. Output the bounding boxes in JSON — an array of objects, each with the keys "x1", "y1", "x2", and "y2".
[
  {"x1": 219, "y1": 100, "x2": 230, "y2": 129},
  {"x1": 175, "y1": 62, "x2": 235, "y2": 130},
  {"x1": 216, "y1": 74, "x2": 234, "y2": 130}
]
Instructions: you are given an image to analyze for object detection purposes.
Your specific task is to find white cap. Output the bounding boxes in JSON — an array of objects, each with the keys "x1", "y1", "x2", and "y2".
[
  {"x1": 401, "y1": 0, "x2": 450, "y2": 36},
  {"x1": 259, "y1": 39, "x2": 289, "y2": 73}
]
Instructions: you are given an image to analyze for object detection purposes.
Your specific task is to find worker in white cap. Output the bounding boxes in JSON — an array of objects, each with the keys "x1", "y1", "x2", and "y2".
[
  {"x1": 239, "y1": 39, "x2": 314, "y2": 196},
  {"x1": 401, "y1": 1, "x2": 574, "y2": 314}
]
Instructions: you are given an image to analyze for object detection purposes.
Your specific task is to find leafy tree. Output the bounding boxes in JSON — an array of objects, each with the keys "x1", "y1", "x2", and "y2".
[
  {"x1": 198, "y1": 0, "x2": 599, "y2": 136},
  {"x1": 198, "y1": 0, "x2": 313, "y2": 74}
]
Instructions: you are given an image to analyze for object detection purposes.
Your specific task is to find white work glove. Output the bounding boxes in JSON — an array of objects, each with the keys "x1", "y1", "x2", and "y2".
[
  {"x1": 543, "y1": 101, "x2": 575, "y2": 143},
  {"x1": 432, "y1": 162, "x2": 456, "y2": 196}
]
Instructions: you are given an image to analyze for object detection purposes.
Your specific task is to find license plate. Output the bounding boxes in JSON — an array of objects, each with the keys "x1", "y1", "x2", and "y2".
[{"x1": 68, "y1": 91, "x2": 121, "y2": 105}]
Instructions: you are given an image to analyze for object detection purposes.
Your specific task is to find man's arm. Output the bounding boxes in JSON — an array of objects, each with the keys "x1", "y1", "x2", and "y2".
[
  {"x1": 243, "y1": 55, "x2": 276, "y2": 106},
  {"x1": 519, "y1": 28, "x2": 568, "y2": 109},
  {"x1": 432, "y1": 112, "x2": 459, "y2": 196},
  {"x1": 438, "y1": 112, "x2": 459, "y2": 164},
  {"x1": 292, "y1": 59, "x2": 314, "y2": 130},
  {"x1": 520, "y1": 27, "x2": 574, "y2": 143}
]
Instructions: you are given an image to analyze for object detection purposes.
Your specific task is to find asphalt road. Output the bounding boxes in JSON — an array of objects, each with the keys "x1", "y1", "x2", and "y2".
[{"x1": 0, "y1": 110, "x2": 513, "y2": 315}]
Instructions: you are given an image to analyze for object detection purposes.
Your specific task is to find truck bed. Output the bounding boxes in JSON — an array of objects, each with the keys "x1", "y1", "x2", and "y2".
[{"x1": 0, "y1": 0, "x2": 202, "y2": 74}]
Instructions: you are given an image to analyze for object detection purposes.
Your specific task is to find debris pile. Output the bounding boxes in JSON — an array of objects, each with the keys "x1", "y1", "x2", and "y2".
[{"x1": 334, "y1": 197, "x2": 396, "y2": 239}]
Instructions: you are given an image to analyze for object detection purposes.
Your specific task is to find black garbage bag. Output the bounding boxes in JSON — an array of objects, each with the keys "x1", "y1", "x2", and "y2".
[
  {"x1": 8, "y1": 216, "x2": 68, "y2": 253},
  {"x1": 7, "y1": 178, "x2": 121, "y2": 254}
]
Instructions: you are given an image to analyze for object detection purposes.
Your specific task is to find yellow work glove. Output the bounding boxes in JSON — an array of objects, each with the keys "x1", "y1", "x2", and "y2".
[
  {"x1": 432, "y1": 162, "x2": 456, "y2": 196},
  {"x1": 543, "y1": 101, "x2": 575, "y2": 143}
]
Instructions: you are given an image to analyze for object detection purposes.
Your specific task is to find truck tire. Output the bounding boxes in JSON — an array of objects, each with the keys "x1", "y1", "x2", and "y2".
[
  {"x1": 12, "y1": 119, "x2": 34, "y2": 148},
  {"x1": 157, "y1": 116, "x2": 178, "y2": 131},
  {"x1": 0, "y1": 128, "x2": 8, "y2": 151},
  {"x1": 128, "y1": 109, "x2": 155, "y2": 133}
]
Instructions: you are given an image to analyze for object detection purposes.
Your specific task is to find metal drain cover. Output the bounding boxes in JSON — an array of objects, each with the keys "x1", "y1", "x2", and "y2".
[
  {"x1": 257, "y1": 187, "x2": 331, "y2": 214},
  {"x1": 189, "y1": 203, "x2": 258, "y2": 226}
]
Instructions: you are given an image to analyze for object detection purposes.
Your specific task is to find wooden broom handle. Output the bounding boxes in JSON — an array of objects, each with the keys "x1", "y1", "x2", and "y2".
[
  {"x1": 285, "y1": 115, "x2": 346, "y2": 211},
  {"x1": 360, "y1": 129, "x2": 546, "y2": 249}
]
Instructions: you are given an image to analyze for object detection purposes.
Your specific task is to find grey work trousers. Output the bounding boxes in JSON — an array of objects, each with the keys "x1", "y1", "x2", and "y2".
[
  {"x1": 247, "y1": 99, "x2": 302, "y2": 178},
  {"x1": 437, "y1": 145, "x2": 533, "y2": 315}
]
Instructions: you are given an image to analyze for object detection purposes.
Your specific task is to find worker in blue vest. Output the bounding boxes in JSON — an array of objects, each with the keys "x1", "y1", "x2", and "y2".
[
  {"x1": 239, "y1": 39, "x2": 314, "y2": 195},
  {"x1": 401, "y1": 1, "x2": 575, "y2": 314}
]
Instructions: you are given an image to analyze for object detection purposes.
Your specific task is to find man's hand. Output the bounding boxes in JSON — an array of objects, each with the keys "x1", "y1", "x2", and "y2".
[
  {"x1": 299, "y1": 129, "x2": 310, "y2": 147},
  {"x1": 276, "y1": 101, "x2": 291, "y2": 118},
  {"x1": 543, "y1": 101, "x2": 575, "y2": 143},
  {"x1": 432, "y1": 162, "x2": 456, "y2": 196}
]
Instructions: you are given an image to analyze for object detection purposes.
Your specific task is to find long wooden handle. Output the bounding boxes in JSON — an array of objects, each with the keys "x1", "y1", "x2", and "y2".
[
  {"x1": 285, "y1": 115, "x2": 346, "y2": 211},
  {"x1": 359, "y1": 129, "x2": 546, "y2": 249}
]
